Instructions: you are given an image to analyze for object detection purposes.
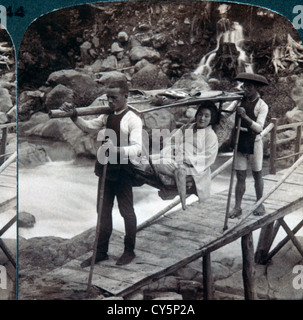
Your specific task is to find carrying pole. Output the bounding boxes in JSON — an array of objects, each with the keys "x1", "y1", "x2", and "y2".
[
  {"x1": 87, "y1": 155, "x2": 108, "y2": 294},
  {"x1": 223, "y1": 116, "x2": 242, "y2": 231}
]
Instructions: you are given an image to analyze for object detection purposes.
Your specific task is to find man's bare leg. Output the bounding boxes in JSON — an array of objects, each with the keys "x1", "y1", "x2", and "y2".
[
  {"x1": 229, "y1": 170, "x2": 247, "y2": 218},
  {"x1": 252, "y1": 170, "x2": 265, "y2": 215}
]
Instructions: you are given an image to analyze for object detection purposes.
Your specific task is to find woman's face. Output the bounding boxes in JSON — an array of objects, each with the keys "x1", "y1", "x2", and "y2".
[{"x1": 196, "y1": 108, "x2": 212, "y2": 129}]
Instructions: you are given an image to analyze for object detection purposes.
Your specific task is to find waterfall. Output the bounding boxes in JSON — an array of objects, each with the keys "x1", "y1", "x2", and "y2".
[
  {"x1": 223, "y1": 22, "x2": 254, "y2": 74},
  {"x1": 193, "y1": 33, "x2": 223, "y2": 77},
  {"x1": 194, "y1": 20, "x2": 254, "y2": 79}
]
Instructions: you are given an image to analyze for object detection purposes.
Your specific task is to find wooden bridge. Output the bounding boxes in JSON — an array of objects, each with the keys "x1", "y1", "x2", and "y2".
[
  {"x1": 47, "y1": 120, "x2": 303, "y2": 300},
  {"x1": 0, "y1": 122, "x2": 17, "y2": 269}
]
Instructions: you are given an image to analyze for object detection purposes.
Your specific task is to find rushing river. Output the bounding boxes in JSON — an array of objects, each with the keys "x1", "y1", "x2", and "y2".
[
  {"x1": 18, "y1": 158, "x2": 229, "y2": 239},
  {"x1": 18, "y1": 157, "x2": 302, "y2": 249}
]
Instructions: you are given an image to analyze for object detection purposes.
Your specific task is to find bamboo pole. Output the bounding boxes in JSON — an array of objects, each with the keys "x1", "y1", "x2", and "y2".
[
  {"x1": 226, "y1": 153, "x2": 303, "y2": 232},
  {"x1": 223, "y1": 116, "x2": 242, "y2": 231},
  {"x1": 277, "y1": 121, "x2": 303, "y2": 131},
  {"x1": 260, "y1": 122, "x2": 274, "y2": 138},
  {"x1": 139, "y1": 93, "x2": 244, "y2": 114},
  {"x1": 0, "y1": 123, "x2": 16, "y2": 130},
  {"x1": 0, "y1": 127, "x2": 8, "y2": 165},
  {"x1": 269, "y1": 118, "x2": 278, "y2": 174},
  {"x1": 48, "y1": 92, "x2": 244, "y2": 118},
  {"x1": 0, "y1": 216, "x2": 16, "y2": 237},
  {"x1": 87, "y1": 161, "x2": 108, "y2": 294},
  {"x1": 0, "y1": 151, "x2": 16, "y2": 174},
  {"x1": 294, "y1": 125, "x2": 302, "y2": 162},
  {"x1": 48, "y1": 106, "x2": 113, "y2": 119}
]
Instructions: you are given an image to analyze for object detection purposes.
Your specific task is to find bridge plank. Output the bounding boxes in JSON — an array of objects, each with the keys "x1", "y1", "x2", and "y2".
[{"x1": 44, "y1": 164, "x2": 303, "y2": 297}]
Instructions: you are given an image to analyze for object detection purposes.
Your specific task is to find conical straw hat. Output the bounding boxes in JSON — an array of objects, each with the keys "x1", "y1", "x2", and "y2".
[{"x1": 235, "y1": 72, "x2": 269, "y2": 85}]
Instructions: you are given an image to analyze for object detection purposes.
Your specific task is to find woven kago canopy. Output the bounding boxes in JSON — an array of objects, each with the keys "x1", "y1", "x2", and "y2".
[{"x1": 235, "y1": 72, "x2": 269, "y2": 85}]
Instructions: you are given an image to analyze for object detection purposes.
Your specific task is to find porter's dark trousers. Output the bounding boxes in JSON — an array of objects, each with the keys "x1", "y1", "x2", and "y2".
[{"x1": 96, "y1": 173, "x2": 137, "y2": 254}]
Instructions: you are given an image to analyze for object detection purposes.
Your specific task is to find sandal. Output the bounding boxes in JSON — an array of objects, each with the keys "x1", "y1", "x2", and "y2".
[
  {"x1": 228, "y1": 208, "x2": 242, "y2": 219},
  {"x1": 253, "y1": 204, "x2": 266, "y2": 216}
]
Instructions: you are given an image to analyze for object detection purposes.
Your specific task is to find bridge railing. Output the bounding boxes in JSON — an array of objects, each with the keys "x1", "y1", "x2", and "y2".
[
  {"x1": 269, "y1": 118, "x2": 303, "y2": 174},
  {"x1": 0, "y1": 122, "x2": 16, "y2": 166}
]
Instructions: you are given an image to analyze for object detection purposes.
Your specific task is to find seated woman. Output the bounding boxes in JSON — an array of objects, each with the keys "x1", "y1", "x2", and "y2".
[{"x1": 135, "y1": 101, "x2": 219, "y2": 210}]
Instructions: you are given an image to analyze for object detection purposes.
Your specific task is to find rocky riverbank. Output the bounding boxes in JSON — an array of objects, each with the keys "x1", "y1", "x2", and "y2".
[{"x1": 17, "y1": 2, "x2": 303, "y2": 165}]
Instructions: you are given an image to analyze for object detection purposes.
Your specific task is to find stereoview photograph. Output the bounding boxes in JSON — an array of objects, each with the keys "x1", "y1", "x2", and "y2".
[{"x1": 17, "y1": 1, "x2": 303, "y2": 300}]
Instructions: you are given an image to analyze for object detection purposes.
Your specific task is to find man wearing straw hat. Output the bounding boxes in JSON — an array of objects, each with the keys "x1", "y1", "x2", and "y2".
[{"x1": 228, "y1": 72, "x2": 269, "y2": 218}]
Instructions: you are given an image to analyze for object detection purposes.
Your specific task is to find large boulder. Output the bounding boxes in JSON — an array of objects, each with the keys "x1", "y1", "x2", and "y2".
[
  {"x1": 111, "y1": 42, "x2": 124, "y2": 54},
  {"x1": 172, "y1": 72, "x2": 210, "y2": 92},
  {"x1": 97, "y1": 71, "x2": 127, "y2": 85},
  {"x1": 19, "y1": 212, "x2": 36, "y2": 228},
  {"x1": 285, "y1": 106, "x2": 303, "y2": 123},
  {"x1": 0, "y1": 87, "x2": 13, "y2": 112},
  {"x1": 44, "y1": 84, "x2": 74, "y2": 111},
  {"x1": 18, "y1": 112, "x2": 98, "y2": 159},
  {"x1": 18, "y1": 90, "x2": 44, "y2": 120},
  {"x1": 45, "y1": 69, "x2": 104, "y2": 107},
  {"x1": 131, "y1": 64, "x2": 171, "y2": 90},
  {"x1": 18, "y1": 141, "x2": 49, "y2": 167},
  {"x1": 129, "y1": 45, "x2": 161, "y2": 63},
  {"x1": 99, "y1": 55, "x2": 118, "y2": 71}
]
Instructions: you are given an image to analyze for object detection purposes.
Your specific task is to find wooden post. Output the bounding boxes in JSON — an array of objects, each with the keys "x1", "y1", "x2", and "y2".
[
  {"x1": 270, "y1": 118, "x2": 278, "y2": 174},
  {"x1": 255, "y1": 220, "x2": 281, "y2": 264},
  {"x1": 265, "y1": 219, "x2": 303, "y2": 263},
  {"x1": 255, "y1": 223, "x2": 275, "y2": 264},
  {"x1": 0, "y1": 127, "x2": 8, "y2": 166},
  {"x1": 278, "y1": 218, "x2": 303, "y2": 258},
  {"x1": 202, "y1": 253, "x2": 213, "y2": 300},
  {"x1": 294, "y1": 124, "x2": 302, "y2": 162},
  {"x1": 241, "y1": 232, "x2": 256, "y2": 300},
  {"x1": 0, "y1": 152, "x2": 17, "y2": 174},
  {"x1": 0, "y1": 239, "x2": 16, "y2": 268},
  {"x1": 0, "y1": 216, "x2": 16, "y2": 237}
]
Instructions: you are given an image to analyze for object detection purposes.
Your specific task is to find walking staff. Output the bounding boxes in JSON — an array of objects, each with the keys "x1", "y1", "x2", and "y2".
[
  {"x1": 223, "y1": 116, "x2": 242, "y2": 231},
  {"x1": 87, "y1": 151, "x2": 108, "y2": 293}
]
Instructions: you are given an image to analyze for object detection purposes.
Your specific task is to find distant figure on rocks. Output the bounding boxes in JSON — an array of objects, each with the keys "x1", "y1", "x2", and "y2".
[
  {"x1": 60, "y1": 77, "x2": 143, "y2": 266},
  {"x1": 227, "y1": 72, "x2": 269, "y2": 218}
]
